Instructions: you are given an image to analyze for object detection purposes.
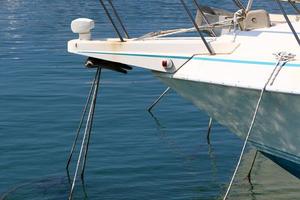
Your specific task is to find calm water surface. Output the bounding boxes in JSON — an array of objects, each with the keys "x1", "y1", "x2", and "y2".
[{"x1": 1, "y1": 0, "x2": 300, "y2": 199}]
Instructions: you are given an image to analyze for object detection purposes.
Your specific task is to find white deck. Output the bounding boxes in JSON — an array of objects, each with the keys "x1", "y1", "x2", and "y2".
[{"x1": 68, "y1": 18, "x2": 300, "y2": 95}]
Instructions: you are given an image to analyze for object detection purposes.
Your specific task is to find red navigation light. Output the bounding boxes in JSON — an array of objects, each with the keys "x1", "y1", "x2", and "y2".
[{"x1": 162, "y1": 60, "x2": 168, "y2": 68}]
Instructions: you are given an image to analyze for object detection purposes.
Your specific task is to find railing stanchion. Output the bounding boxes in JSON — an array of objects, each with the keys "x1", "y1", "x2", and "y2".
[
  {"x1": 288, "y1": 0, "x2": 300, "y2": 15},
  {"x1": 107, "y1": 0, "x2": 130, "y2": 39},
  {"x1": 275, "y1": 0, "x2": 300, "y2": 46},
  {"x1": 179, "y1": 0, "x2": 215, "y2": 55},
  {"x1": 192, "y1": 0, "x2": 216, "y2": 37},
  {"x1": 99, "y1": 0, "x2": 125, "y2": 42},
  {"x1": 232, "y1": 0, "x2": 245, "y2": 10}
]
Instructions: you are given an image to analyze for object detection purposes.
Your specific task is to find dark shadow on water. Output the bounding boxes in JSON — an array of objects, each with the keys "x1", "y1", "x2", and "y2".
[
  {"x1": 227, "y1": 150, "x2": 300, "y2": 200},
  {"x1": 0, "y1": 174, "x2": 88, "y2": 200}
]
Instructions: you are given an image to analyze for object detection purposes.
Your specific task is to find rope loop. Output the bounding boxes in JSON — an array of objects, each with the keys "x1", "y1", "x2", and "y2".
[{"x1": 273, "y1": 51, "x2": 296, "y2": 62}]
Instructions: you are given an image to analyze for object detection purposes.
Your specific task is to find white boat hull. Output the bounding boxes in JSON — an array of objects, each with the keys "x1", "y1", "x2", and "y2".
[
  {"x1": 156, "y1": 73, "x2": 300, "y2": 177},
  {"x1": 68, "y1": 13, "x2": 300, "y2": 178}
]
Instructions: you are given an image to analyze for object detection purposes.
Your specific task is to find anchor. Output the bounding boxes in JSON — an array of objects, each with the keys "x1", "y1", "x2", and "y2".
[{"x1": 66, "y1": 57, "x2": 132, "y2": 200}]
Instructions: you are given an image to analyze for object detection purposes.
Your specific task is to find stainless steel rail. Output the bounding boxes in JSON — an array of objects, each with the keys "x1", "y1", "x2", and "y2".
[
  {"x1": 275, "y1": 0, "x2": 300, "y2": 46},
  {"x1": 192, "y1": 0, "x2": 216, "y2": 37},
  {"x1": 288, "y1": 0, "x2": 300, "y2": 14},
  {"x1": 232, "y1": 0, "x2": 245, "y2": 10},
  {"x1": 98, "y1": 0, "x2": 130, "y2": 42},
  {"x1": 107, "y1": 0, "x2": 130, "y2": 39},
  {"x1": 179, "y1": 0, "x2": 215, "y2": 55}
]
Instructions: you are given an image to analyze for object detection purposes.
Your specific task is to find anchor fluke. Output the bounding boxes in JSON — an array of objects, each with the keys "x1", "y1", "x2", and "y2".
[{"x1": 85, "y1": 57, "x2": 132, "y2": 74}]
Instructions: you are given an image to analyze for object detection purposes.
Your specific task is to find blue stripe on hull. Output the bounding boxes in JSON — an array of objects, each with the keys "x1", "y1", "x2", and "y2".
[
  {"x1": 79, "y1": 51, "x2": 300, "y2": 67},
  {"x1": 261, "y1": 152, "x2": 300, "y2": 179}
]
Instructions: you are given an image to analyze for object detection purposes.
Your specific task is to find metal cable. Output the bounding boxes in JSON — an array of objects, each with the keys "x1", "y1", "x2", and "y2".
[
  {"x1": 275, "y1": 0, "x2": 300, "y2": 46},
  {"x1": 80, "y1": 68, "x2": 102, "y2": 179},
  {"x1": 222, "y1": 52, "x2": 293, "y2": 200},
  {"x1": 147, "y1": 87, "x2": 171, "y2": 112},
  {"x1": 288, "y1": 0, "x2": 300, "y2": 14},
  {"x1": 66, "y1": 70, "x2": 100, "y2": 172},
  {"x1": 99, "y1": 0, "x2": 125, "y2": 42},
  {"x1": 107, "y1": 0, "x2": 130, "y2": 39},
  {"x1": 179, "y1": 0, "x2": 215, "y2": 55},
  {"x1": 68, "y1": 67, "x2": 101, "y2": 200},
  {"x1": 232, "y1": 0, "x2": 245, "y2": 10}
]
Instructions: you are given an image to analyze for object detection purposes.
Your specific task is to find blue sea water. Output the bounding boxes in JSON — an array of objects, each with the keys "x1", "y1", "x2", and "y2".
[{"x1": 1, "y1": 0, "x2": 300, "y2": 199}]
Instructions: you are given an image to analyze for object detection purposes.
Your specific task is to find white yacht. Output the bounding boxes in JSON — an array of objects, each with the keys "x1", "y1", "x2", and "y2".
[{"x1": 68, "y1": 0, "x2": 300, "y2": 183}]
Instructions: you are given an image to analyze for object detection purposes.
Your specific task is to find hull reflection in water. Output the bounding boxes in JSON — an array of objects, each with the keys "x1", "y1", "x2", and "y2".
[{"x1": 228, "y1": 150, "x2": 300, "y2": 200}]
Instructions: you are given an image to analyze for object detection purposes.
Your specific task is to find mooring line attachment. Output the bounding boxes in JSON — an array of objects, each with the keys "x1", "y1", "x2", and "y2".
[
  {"x1": 223, "y1": 52, "x2": 295, "y2": 200},
  {"x1": 147, "y1": 87, "x2": 171, "y2": 112},
  {"x1": 270, "y1": 52, "x2": 296, "y2": 85},
  {"x1": 68, "y1": 67, "x2": 102, "y2": 200}
]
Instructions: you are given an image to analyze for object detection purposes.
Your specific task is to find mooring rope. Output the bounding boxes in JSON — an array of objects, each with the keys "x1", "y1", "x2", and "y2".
[
  {"x1": 223, "y1": 52, "x2": 295, "y2": 200},
  {"x1": 66, "y1": 69, "x2": 100, "y2": 173},
  {"x1": 232, "y1": 9, "x2": 244, "y2": 42},
  {"x1": 68, "y1": 67, "x2": 102, "y2": 200},
  {"x1": 80, "y1": 67, "x2": 102, "y2": 178}
]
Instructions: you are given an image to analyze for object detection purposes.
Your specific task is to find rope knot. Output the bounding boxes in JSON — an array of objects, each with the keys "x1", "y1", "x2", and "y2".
[{"x1": 273, "y1": 51, "x2": 296, "y2": 62}]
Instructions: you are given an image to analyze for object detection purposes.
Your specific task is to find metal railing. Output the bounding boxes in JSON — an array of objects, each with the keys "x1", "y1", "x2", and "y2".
[
  {"x1": 275, "y1": 0, "x2": 300, "y2": 46},
  {"x1": 179, "y1": 0, "x2": 215, "y2": 55},
  {"x1": 232, "y1": 0, "x2": 245, "y2": 10},
  {"x1": 192, "y1": 0, "x2": 216, "y2": 37},
  {"x1": 98, "y1": 0, "x2": 130, "y2": 42},
  {"x1": 288, "y1": 0, "x2": 300, "y2": 14},
  {"x1": 98, "y1": 0, "x2": 218, "y2": 54},
  {"x1": 98, "y1": 0, "x2": 300, "y2": 49}
]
